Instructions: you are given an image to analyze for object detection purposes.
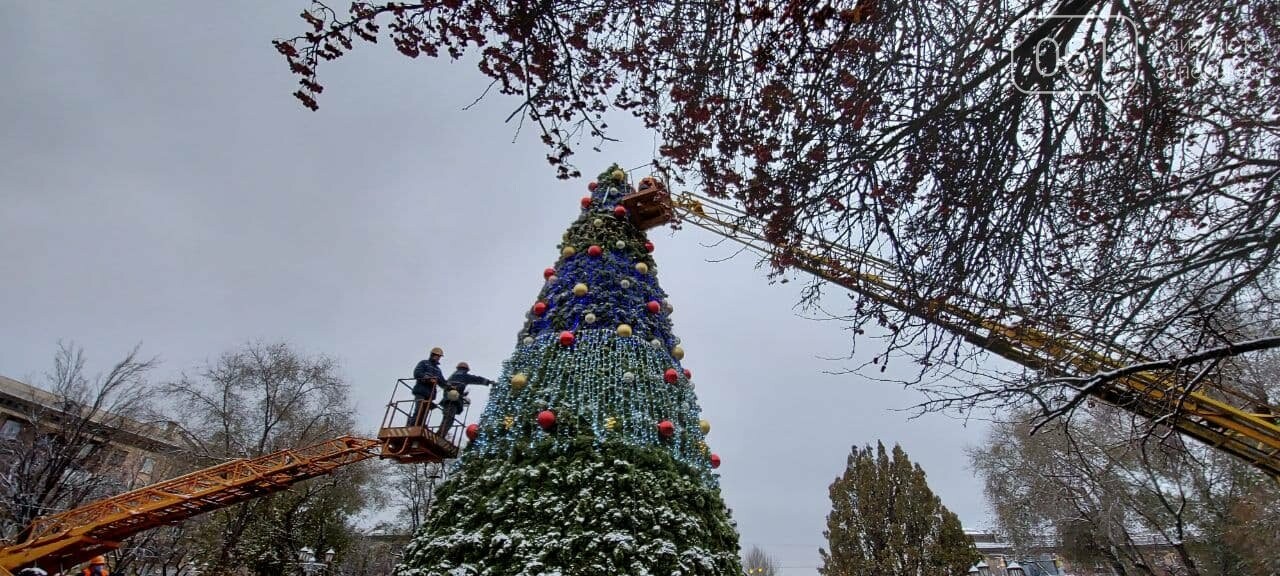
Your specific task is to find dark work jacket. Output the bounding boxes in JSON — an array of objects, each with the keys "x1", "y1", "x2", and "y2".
[
  {"x1": 440, "y1": 370, "x2": 491, "y2": 408},
  {"x1": 412, "y1": 359, "x2": 445, "y2": 398}
]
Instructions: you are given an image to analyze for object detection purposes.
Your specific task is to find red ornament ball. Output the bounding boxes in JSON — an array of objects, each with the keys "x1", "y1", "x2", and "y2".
[
  {"x1": 537, "y1": 410, "x2": 556, "y2": 430},
  {"x1": 533, "y1": 302, "x2": 548, "y2": 316},
  {"x1": 657, "y1": 420, "x2": 675, "y2": 438},
  {"x1": 465, "y1": 423, "x2": 479, "y2": 440},
  {"x1": 588, "y1": 245, "x2": 603, "y2": 257},
  {"x1": 613, "y1": 205, "x2": 627, "y2": 218},
  {"x1": 664, "y1": 368, "x2": 678, "y2": 384},
  {"x1": 644, "y1": 241, "x2": 655, "y2": 253},
  {"x1": 710, "y1": 453, "x2": 721, "y2": 469},
  {"x1": 647, "y1": 300, "x2": 662, "y2": 314},
  {"x1": 581, "y1": 196, "x2": 592, "y2": 208},
  {"x1": 559, "y1": 331, "x2": 575, "y2": 346},
  {"x1": 588, "y1": 181, "x2": 598, "y2": 192},
  {"x1": 543, "y1": 267, "x2": 556, "y2": 280},
  {"x1": 683, "y1": 368, "x2": 692, "y2": 379}
]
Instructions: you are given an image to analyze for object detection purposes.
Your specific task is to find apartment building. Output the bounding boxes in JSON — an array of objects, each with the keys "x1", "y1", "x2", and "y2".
[{"x1": 0, "y1": 374, "x2": 189, "y2": 490}]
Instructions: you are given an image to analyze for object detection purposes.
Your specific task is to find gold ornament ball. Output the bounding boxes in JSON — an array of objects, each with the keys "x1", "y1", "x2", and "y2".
[
  {"x1": 635, "y1": 262, "x2": 649, "y2": 274},
  {"x1": 593, "y1": 218, "x2": 604, "y2": 227},
  {"x1": 617, "y1": 324, "x2": 633, "y2": 337},
  {"x1": 672, "y1": 345, "x2": 685, "y2": 360},
  {"x1": 585, "y1": 312, "x2": 597, "y2": 324},
  {"x1": 615, "y1": 240, "x2": 626, "y2": 250},
  {"x1": 573, "y1": 283, "x2": 589, "y2": 296},
  {"x1": 611, "y1": 168, "x2": 626, "y2": 181},
  {"x1": 562, "y1": 246, "x2": 576, "y2": 257},
  {"x1": 620, "y1": 279, "x2": 632, "y2": 289},
  {"x1": 447, "y1": 389, "x2": 460, "y2": 401},
  {"x1": 605, "y1": 416, "x2": 619, "y2": 431},
  {"x1": 699, "y1": 419, "x2": 711, "y2": 435},
  {"x1": 511, "y1": 373, "x2": 528, "y2": 390}
]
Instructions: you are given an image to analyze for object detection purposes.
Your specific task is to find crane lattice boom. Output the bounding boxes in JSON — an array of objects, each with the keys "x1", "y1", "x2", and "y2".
[
  {"x1": 0, "y1": 436, "x2": 381, "y2": 575},
  {"x1": 673, "y1": 192, "x2": 1280, "y2": 478}
]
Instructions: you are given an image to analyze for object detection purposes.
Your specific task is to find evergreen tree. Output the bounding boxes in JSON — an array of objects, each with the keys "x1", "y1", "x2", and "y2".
[
  {"x1": 819, "y1": 442, "x2": 977, "y2": 576},
  {"x1": 394, "y1": 166, "x2": 741, "y2": 576}
]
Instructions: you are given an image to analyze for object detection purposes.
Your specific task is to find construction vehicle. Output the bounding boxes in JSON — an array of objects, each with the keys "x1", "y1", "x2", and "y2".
[{"x1": 4, "y1": 177, "x2": 1278, "y2": 575}]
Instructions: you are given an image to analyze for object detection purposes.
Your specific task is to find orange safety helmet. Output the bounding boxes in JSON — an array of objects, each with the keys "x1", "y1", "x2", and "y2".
[{"x1": 89, "y1": 557, "x2": 107, "y2": 566}]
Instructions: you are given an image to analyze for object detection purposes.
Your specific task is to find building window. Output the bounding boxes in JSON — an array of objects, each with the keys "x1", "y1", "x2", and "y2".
[
  {"x1": 139, "y1": 456, "x2": 156, "y2": 476},
  {"x1": 1, "y1": 419, "x2": 22, "y2": 440}
]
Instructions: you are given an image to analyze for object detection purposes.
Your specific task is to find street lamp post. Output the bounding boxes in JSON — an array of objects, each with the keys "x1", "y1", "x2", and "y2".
[{"x1": 296, "y1": 547, "x2": 336, "y2": 576}]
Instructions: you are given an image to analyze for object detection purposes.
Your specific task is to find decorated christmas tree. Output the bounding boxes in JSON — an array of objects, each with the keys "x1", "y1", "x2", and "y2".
[{"x1": 394, "y1": 165, "x2": 742, "y2": 576}]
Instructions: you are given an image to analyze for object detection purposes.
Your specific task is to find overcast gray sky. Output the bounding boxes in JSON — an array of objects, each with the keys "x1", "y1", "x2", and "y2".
[{"x1": 0, "y1": 3, "x2": 994, "y2": 574}]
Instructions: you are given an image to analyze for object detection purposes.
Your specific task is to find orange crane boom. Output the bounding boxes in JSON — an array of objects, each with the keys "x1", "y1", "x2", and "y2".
[
  {"x1": 0, "y1": 436, "x2": 381, "y2": 575},
  {"x1": 672, "y1": 192, "x2": 1280, "y2": 478},
  {"x1": 0, "y1": 378, "x2": 461, "y2": 575}
]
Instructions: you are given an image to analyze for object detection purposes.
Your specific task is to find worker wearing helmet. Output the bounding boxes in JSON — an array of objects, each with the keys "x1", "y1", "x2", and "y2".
[
  {"x1": 436, "y1": 361, "x2": 494, "y2": 438},
  {"x1": 410, "y1": 347, "x2": 446, "y2": 426},
  {"x1": 81, "y1": 557, "x2": 108, "y2": 576}
]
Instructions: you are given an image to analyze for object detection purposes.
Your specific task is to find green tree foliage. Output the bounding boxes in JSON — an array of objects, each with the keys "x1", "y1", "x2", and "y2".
[
  {"x1": 819, "y1": 441, "x2": 977, "y2": 576},
  {"x1": 397, "y1": 439, "x2": 741, "y2": 576}
]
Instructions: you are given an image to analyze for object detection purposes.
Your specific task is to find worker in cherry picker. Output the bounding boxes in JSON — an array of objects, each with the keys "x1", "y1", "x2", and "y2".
[
  {"x1": 437, "y1": 361, "x2": 494, "y2": 437},
  {"x1": 81, "y1": 557, "x2": 108, "y2": 576},
  {"x1": 410, "y1": 347, "x2": 446, "y2": 425}
]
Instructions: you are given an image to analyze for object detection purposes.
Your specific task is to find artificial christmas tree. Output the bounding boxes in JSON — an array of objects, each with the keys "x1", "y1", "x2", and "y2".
[{"x1": 394, "y1": 165, "x2": 741, "y2": 576}]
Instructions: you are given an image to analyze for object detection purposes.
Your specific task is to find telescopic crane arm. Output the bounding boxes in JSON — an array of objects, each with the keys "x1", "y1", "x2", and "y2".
[
  {"x1": 671, "y1": 191, "x2": 1280, "y2": 479},
  {"x1": 0, "y1": 437, "x2": 381, "y2": 576},
  {"x1": 0, "y1": 380, "x2": 464, "y2": 576}
]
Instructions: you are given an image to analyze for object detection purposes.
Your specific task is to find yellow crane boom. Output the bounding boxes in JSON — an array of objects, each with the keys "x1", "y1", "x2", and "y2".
[
  {"x1": 0, "y1": 437, "x2": 381, "y2": 576},
  {"x1": 672, "y1": 192, "x2": 1280, "y2": 478},
  {"x1": 0, "y1": 387, "x2": 459, "y2": 575}
]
